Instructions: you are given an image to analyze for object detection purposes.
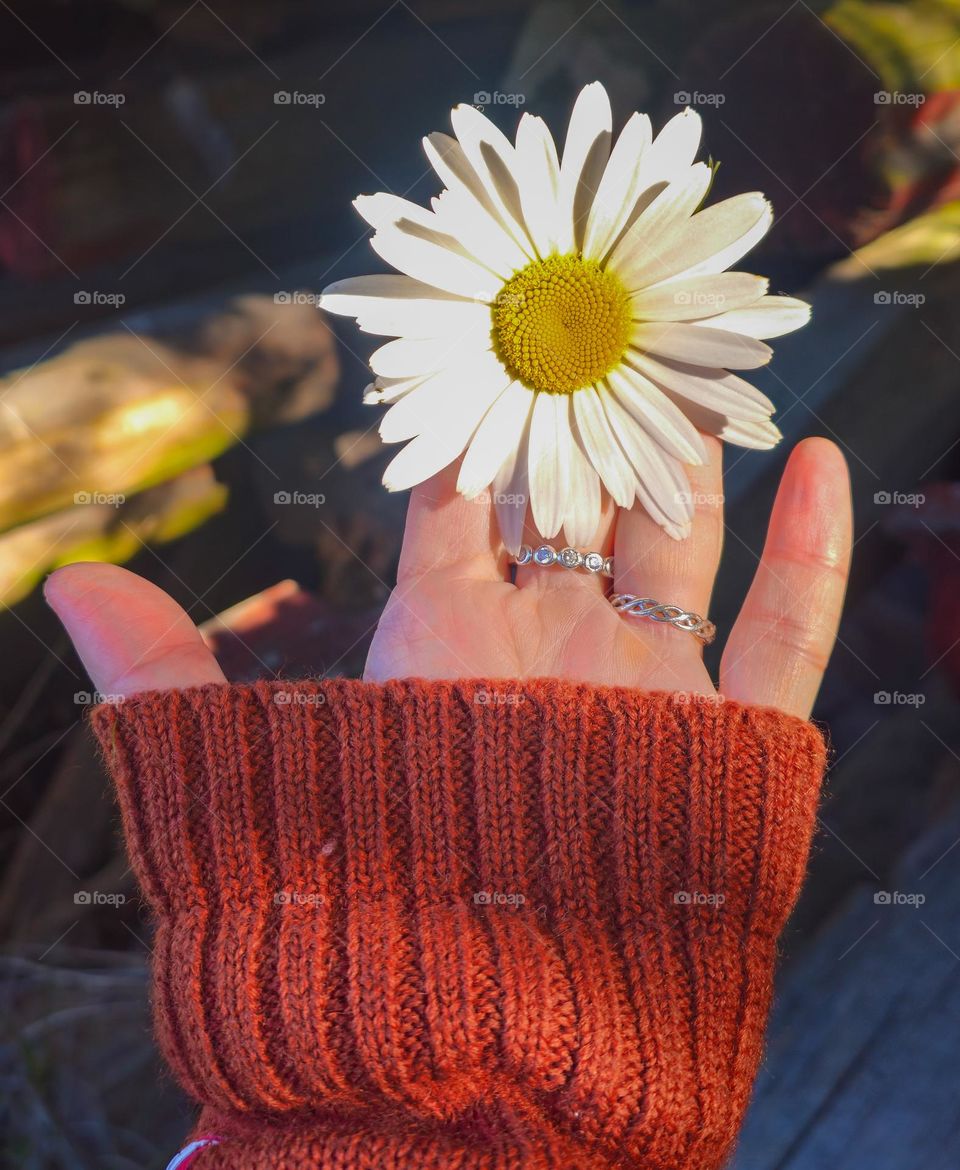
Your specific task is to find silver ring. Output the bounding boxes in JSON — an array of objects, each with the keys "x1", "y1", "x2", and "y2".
[
  {"x1": 611, "y1": 593, "x2": 717, "y2": 645},
  {"x1": 514, "y1": 544, "x2": 613, "y2": 576}
]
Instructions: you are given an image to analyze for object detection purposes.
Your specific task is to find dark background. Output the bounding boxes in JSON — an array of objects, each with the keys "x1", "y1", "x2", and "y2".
[{"x1": 1, "y1": 1, "x2": 960, "y2": 1166}]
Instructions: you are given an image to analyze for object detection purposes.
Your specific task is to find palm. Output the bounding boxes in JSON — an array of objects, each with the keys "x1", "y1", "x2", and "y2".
[{"x1": 367, "y1": 572, "x2": 712, "y2": 693}]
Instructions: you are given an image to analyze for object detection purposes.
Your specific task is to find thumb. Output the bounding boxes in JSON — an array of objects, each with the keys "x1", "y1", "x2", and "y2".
[{"x1": 45, "y1": 562, "x2": 226, "y2": 699}]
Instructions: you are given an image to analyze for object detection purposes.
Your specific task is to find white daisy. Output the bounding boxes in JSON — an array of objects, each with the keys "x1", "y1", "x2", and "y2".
[{"x1": 320, "y1": 81, "x2": 809, "y2": 553}]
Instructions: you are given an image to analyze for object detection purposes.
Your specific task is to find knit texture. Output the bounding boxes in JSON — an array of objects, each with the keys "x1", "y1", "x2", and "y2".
[{"x1": 91, "y1": 678, "x2": 826, "y2": 1170}]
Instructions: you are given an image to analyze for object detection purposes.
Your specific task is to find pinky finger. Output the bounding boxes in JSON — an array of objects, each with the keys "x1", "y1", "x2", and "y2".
[{"x1": 720, "y1": 438, "x2": 852, "y2": 720}]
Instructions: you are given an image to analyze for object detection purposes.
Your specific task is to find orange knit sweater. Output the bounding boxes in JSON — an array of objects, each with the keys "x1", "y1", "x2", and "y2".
[{"x1": 91, "y1": 678, "x2": 826, "y2": 1170}]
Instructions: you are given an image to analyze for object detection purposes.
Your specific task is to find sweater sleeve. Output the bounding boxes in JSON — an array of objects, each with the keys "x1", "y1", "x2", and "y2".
[{"x1": 90, "y1": 678, "x2": 826, "y2": 1170}]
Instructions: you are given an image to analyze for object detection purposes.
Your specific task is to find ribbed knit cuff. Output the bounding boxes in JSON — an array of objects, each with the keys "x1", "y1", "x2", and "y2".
[{"x1": 92, "y1": 679, "x2": 826, "y2": 1170}]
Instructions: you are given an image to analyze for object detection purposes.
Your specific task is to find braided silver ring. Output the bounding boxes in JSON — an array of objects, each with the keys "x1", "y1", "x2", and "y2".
[
  {"x1": 514, "y1": 544, "x2": 613, "y2": 576},
  {"x1": 611, "y1": 593, "x2": 717, "y2": 645}
]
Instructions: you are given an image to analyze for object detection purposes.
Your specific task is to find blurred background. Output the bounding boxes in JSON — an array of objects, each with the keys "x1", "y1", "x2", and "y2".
[{"x1": 0, "y1": 0, "x2": 959, "y2": 1166}]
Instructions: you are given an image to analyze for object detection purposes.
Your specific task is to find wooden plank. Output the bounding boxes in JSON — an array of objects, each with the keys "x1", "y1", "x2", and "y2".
[{"x1": 732, "y1": 804, "x2": 960, "y2": 1169}]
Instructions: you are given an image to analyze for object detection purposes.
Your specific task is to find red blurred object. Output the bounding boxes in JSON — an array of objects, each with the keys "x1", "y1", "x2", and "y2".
[
  {"x1": 872, "y1": 91, "x2": 960, "y2": 233},
  {"x1": 0, "y1": 101, "x2": 57, "y2": 278},
  {"x1": 679, "y1": 8, "x2": 960, "y2": 265},
  {"x1": 200, "y1": 579, "x2": 381, "y2": 682}
]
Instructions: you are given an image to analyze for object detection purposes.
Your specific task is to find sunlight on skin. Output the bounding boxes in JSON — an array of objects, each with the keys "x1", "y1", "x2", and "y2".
[{"x1": 45, "y1": 437, "x2": 851, "y2": 721}]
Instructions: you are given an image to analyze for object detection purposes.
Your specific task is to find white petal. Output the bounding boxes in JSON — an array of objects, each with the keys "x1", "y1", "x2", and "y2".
[
  {"x1": 449, "y1": 104, "x2": 535, "y2": 256},
  {"x1": 423, "y1": 131, "x2": 530, "y2": 257},
  {"x1": 598, "y1": 389, "x2": 693, "y2": 530},
  {"x1": 632, "y1": 321, "x2": 772, "y2": 369},
  {"x1": 601, "y1": 108, "x2": 703, "y2": 258},
  {"x1": 527, "y1": 392, "x2": 568, "y2": 539},
  {"x1": 431, "y1": 186, "x2": 527, "y2": 278},
  {"x1": 457, "y1": 380, "x2": 533, "y2": 497},
  {"x1": 512, "y1": 113, "x2": 563, "y2": 258},
  {"x1": 357, "y1": 193, "x2": 506, "y2": 277},
  {"x1": 716, "y1": 417, "x2": 782, "y2": 449},
  {"x1": 493, "y1": 428, "x2": 531, "y2": 556},
  {"x1": 382, "y1": 433, "x2": 456, "y2": 492},
  {"x1": 572, "y1": 387, "x2": 636, "y2": 508},
  {"x1": 323, "y1": 276, "x2": 492, "y2": 338},
  {"x1": 361, "y1": 190, "x2": 520, "y2": 281},
  {"x1": 378, "y1": 359, "x2": 501, "y2": 443},
  {"x1": 369, "y1": 333, "x2": 486, "y2": 378},
  {"x1": 607, "y1": 164, "x2": 712, "y2": 287},
  {"x1": 582, "y1": 111, "x2": 652, "y2": 261},
  {"x1": 364, "y1": 373, "x2": 433, "y2": 405},
  {"x1": 381, "y1": 359, "x2": 510, "y2": 491},
  {"x1": 689, "y1": 295, "x2": 810, "y2": 338},
  {"x1": 651, "y1": 193, "x2": 773, "y2": 285},
  {"x1": 424, "y1": 132, "x2": 495, "y2": 212},
  {"x1": 629, "y1": 352, "x2": 775, "y2": 420},
  {"x1": 379, "y1": 378, "x2": 444, "y2": 443},
  {"x1": 630, "y1": 273, "x2": 768, "y2": 322},
  {"x1": 563, "y1": 408, "x2": 602, "y2": 547},
  {"x1": 556, "y1": 81, "x2": 612, "y2": 254},
  {"x1": 369, "y1": 224, "x2": 501, "y2": 300},
  {"x1": 643, "y1": 380, "x2": 781, "y2": 449},
  {"x1": 353, "y1": 192, "x2": 436, "y2": 233},
  {"x1": 323, "y1": 273, "x2": 464, "y2": 303},
  {"x1": 641, "y1": 108, "x2": 703, "y2": 188},
  {"x1": 607, "y1": 366, "x2": 707, "y2": 465}
]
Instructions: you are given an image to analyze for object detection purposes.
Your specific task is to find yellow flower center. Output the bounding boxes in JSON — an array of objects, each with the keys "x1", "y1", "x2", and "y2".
[{"x1": 491, "y1": 254, "x2": 632, "y2": 394}]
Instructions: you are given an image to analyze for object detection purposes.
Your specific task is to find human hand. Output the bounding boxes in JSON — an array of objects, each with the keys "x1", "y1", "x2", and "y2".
[
  {"x1": 365, "y1": 435, "x2": 850, "y2": 718},
  {"x1": 45, "y1": 436, "x2": 850, "y2": 721}
]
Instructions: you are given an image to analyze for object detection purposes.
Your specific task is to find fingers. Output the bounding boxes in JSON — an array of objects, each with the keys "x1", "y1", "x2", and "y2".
[
  {"x1": 396, "y1": 460, "x2": 506, "y2": 584},
  {"x1": 613, "y1": 436, "x2": 724, "y2": 621},
  {"x1": 45, "y1": 562, "x2": 225, "y2": 698},
  {"x1": 720, "y1": 438, "x2": 852, "y2": 719},
  {"x1": 513, "y1": 492, "x2": 617, "y2": 596}
]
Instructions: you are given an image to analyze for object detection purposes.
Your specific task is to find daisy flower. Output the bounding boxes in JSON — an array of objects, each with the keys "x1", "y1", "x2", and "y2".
[{"x1": 320, "y1": 81, "x2": 809, "y2": 552}]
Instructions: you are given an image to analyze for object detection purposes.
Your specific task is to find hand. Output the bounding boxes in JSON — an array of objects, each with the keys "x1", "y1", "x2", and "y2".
[
  {"x1": 45, "y1": 437, "x2": 850, "y2": 721},
  {"x1": 365, "y1": 435, "x2": 850, "y2": 718}
]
